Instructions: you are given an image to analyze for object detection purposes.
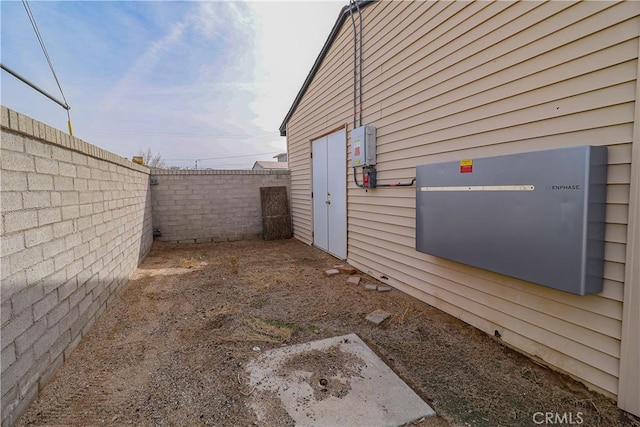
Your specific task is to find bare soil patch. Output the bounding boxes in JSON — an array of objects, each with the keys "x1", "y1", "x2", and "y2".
[
  {"x1": 278, "y1": 344, "x2": 365, "y2": 401},
  {"x1": 17, "y1": 239, "x2": 637, "y2": 426}
]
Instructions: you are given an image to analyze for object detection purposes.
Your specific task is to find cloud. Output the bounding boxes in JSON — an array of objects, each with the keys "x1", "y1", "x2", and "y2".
[
  {"x1": 1, "y1": 1, "x2": 348, "y2": 169},
  {"x1": 85, "y1": 2, "x2": 267, "y2": 166}
]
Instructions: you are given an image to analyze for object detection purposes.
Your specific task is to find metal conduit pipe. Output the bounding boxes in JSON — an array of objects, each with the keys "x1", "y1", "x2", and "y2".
[
  {"x1": 356, "y1": 0, "x2": 363, "y2": 127},
  {"x1": 354, "y1": 166, "x2": 416, "y2": 190},
  {"x1": 348, "y1": 1, "x2": 358, "y2": 129},
  {"x1": 1, "y1": 62, "x2": 70, "y2": 111}
]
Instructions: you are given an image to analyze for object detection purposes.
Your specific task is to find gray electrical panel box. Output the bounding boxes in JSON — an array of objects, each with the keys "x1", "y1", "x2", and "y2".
[
  {"x1": 415, "y1": 146, "x2": 607, "y2": 296},
  {"x1": 351, "y1": 125, "x2": 376, "y2": 167}
]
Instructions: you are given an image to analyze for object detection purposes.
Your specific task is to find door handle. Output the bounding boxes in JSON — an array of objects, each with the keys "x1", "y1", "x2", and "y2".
[{"x1": 325, "y1": 200, "x2": 331, "y2": 204}]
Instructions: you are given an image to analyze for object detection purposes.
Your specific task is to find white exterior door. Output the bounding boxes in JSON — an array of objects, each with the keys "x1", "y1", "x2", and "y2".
[{"x1": 312, "y1": 129, "x2": 347, "y2": 259}]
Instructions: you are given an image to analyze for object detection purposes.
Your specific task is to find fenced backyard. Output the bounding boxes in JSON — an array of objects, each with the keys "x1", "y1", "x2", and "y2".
[
  {"x1": 2, "y1": 108, "x2": 638, "y2": 426},
  {"x1": 14, "y1": 239, "x2": 633, "y2": 426}
]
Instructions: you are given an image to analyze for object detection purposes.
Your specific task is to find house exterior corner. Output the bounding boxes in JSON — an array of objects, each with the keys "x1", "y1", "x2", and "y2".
[{"x1": 282, "y1": 1, "x2": 640, "y2": 417}]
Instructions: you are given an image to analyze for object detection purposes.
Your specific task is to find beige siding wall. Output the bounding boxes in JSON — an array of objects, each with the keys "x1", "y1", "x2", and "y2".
[
  {"x1": 287, "y1": 0, "x2": 640, "y2": 402},
  {"x1": 618, "y1": 31, "x2": 640, "y2": 415}
]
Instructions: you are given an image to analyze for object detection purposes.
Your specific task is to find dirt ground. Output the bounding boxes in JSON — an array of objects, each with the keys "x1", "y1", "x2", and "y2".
[{"x1": 17, "y1": 239, "x2": 639, "y2": 426}]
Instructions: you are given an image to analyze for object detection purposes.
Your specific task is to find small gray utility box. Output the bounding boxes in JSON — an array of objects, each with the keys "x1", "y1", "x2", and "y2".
[
  {"x1": 351, "y1": 125, "x2": 376, "y2": 167},
  {"x1": 415, "y1": 146, "x2": 607, "y2": 295}
]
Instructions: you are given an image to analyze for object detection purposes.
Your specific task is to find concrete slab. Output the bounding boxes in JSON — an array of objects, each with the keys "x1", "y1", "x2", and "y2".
[
  {"x1": 246, "y1": 333, "x2": 435, "y2": 426},
  {"x1": 364, "y1": 283, "x2": 377, "y2": 291},
  {"x1": 324, "y1": 269, "x2": 340, "y2": 277}
]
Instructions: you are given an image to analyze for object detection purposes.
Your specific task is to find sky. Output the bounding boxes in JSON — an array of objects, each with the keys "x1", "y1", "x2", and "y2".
[{"x1": 0, "y1": 0, "x2": 345, "y2": 169}]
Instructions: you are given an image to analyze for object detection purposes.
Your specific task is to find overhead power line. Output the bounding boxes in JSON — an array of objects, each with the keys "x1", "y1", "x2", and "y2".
[
  {"x1": 165, "y1": 151, "x2": 282, "y2": 162},
  {"x1": 88, "y1": 129, "x2": 276, "y2": 139}
]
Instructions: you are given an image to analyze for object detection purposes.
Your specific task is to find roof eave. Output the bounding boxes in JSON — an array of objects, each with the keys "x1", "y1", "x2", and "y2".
[{"x1": 279, "y1": 0, "x2": 376, "y2": 137}]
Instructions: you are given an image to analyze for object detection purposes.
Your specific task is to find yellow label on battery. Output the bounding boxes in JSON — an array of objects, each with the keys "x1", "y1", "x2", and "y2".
[{"x1": 460, "y1": 159, "x2": 473, "y2": 173}]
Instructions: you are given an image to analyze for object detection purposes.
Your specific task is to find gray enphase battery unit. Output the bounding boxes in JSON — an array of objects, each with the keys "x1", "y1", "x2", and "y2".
[{"x1": 415, "y1": 146, "x2": 608, "y2": 295}]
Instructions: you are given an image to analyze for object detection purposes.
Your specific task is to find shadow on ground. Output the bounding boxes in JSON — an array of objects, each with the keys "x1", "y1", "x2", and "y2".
[{"x1": 17, "y1": 239, "x2": 636, "y2": 426}]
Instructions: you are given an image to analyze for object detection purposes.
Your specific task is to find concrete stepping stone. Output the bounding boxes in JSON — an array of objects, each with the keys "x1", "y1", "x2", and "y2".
[{"x1": 365, "y1": 309, "x2": 391, "y2": 325}]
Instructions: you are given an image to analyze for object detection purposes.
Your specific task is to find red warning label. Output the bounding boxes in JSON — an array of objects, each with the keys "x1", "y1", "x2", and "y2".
[{"x1": 460, "y1": 159, "x2": 473, "y2": 173}]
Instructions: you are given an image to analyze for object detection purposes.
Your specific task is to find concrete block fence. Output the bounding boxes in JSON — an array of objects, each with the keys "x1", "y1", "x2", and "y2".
[
  {"x1": 0, "y1": 107, "x2": 153, "y2": 426},
  {"x1": 150, "y1": 168, "x2": 290, "y2": 243},
  {"x1": 1, "y1": 107, "x2": 292, "y2": 425}
]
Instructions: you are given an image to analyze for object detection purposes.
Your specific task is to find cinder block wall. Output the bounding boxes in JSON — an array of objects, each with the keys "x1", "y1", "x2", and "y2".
[
  {"x1": 150, "y1": 169, "x2": 290, "y2": 242},
  {"x1": 0, "y1": 107, "x2": 153, "y2": 426}
]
